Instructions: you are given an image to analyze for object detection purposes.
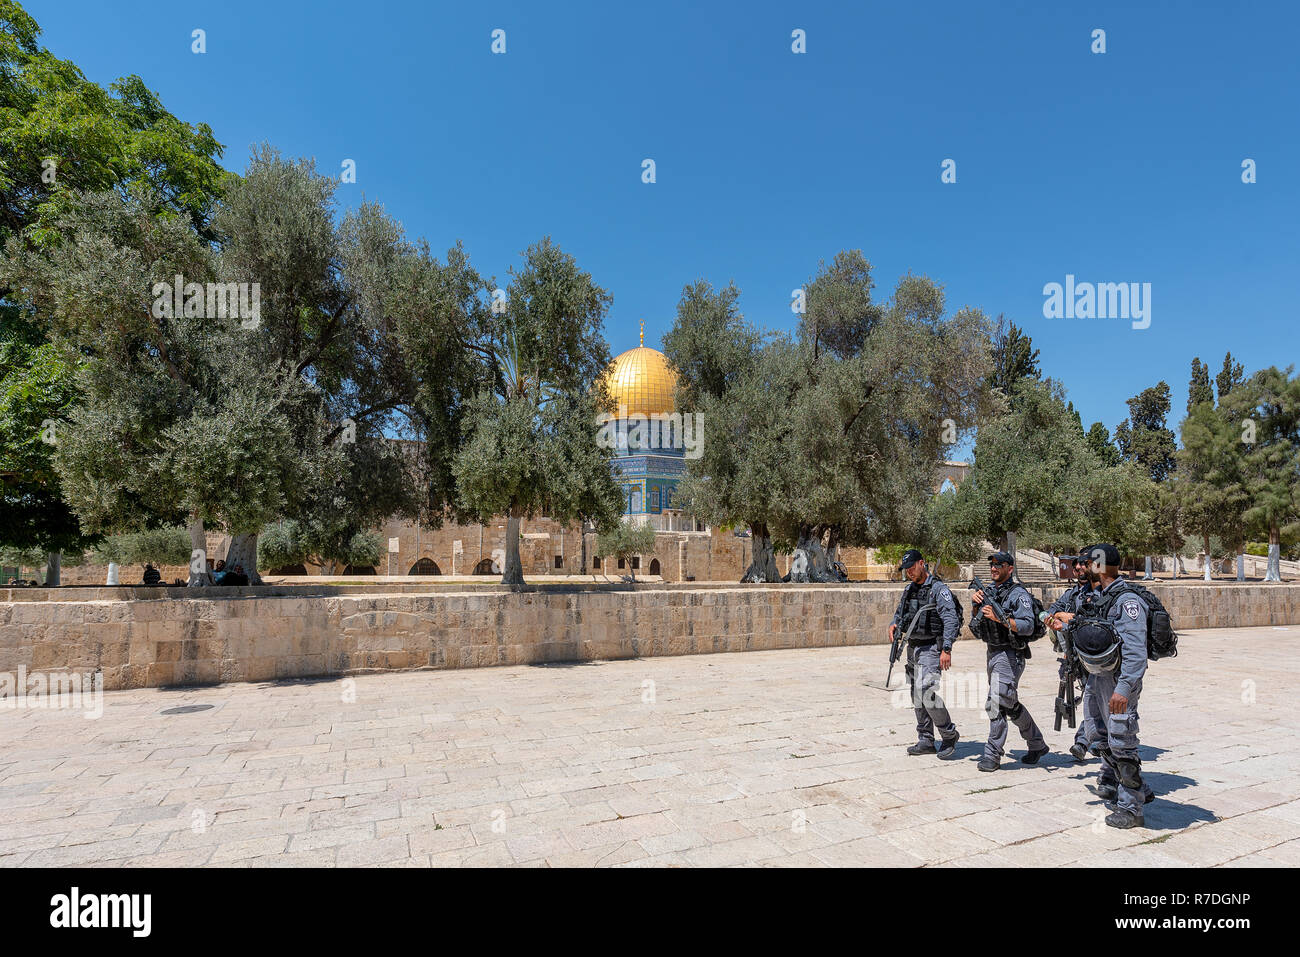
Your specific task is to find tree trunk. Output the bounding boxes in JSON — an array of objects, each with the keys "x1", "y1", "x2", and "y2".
[
  {"x1": 1143, "y1": 556, "x2": 1152, "y2": 580},
  {"x1": 1171, "y1": 551, "x2": 1179, "y2": 579},
  {"x1": 225, "y1": 532, "x2": 263, "y2": 585},
  {"x1": 187, "y1": 516, "x2": 213, "y2": 586},
  {"x1": 44, "y1": 552, "x2": 60, "y2": 587},
  {"x1": 788, "y1": 525, "x2": 844, "y2": 583},
  {"x1": 741, "y1": 522, "x2": 780, "y2": 582},
  {"x1": 1237, "y1": 552, "x2": 1246, "y2": 582},
  {"x1": 1203, "y1": 534, "x2": 1212, "y2": 581},
  {"x1": 501, "y1": 504, "x2": 525, "y2": 587},
  {"x1": 106, "y1": 562, "x2": 120, "y2": 585},
  {"x1": 1265, "y1": 525, "x2": 1282, "y2": 582},
  {"x1": 580, "y1": 524, "x2": 589, "y2": 578}
]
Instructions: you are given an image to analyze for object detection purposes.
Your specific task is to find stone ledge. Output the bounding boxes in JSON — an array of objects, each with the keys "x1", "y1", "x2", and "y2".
[{"x1": 1, "y1": 583, "x2": 1296, "y2": 691}]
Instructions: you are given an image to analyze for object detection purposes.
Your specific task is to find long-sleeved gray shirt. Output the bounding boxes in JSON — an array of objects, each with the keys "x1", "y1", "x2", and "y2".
[{"x1": 1094, "y1": 578, "x2": 1148, "y2": 699}]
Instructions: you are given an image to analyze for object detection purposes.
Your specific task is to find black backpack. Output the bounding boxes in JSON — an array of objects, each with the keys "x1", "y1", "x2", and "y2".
[{"x1": 1094, "y1": 581, "x2": 1179, "y2": 661}]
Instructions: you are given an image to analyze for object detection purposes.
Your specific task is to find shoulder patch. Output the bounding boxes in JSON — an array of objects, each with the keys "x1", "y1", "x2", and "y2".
[
  {"x1": 1017, "y1": 595, "x2": 1030, "y2": 607},
  {"x1": 939, "y1": 588, "x2": 952, "y2": 601},
  {"x1": 1122, "y1": 599, "x2": 1141, "y2": 620}
]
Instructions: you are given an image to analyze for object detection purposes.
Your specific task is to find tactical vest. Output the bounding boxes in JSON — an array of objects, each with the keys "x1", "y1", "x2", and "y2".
[
  {"x1": 900, "y1": 578, "x2": 947, "y2": 643},
  {"x1": 973, "y1": 581, "x2": 1026, "y2": 650}
]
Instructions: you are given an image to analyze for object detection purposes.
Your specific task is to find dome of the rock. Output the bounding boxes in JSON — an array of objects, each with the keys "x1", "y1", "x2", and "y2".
[{"x1": 603, "y1": 328, "x2": 677, "y2": 417}]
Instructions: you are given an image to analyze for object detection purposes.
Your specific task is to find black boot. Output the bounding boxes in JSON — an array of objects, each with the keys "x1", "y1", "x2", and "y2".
[
  {"x1": 936, "y1": 733, "x2": 960, "y2": 759},
  {"x1": 1069, "y1": 742, "x2": 1088, "y2": 762},
  {"x1": 906, "y1": 741, "x2": 934, "y2": 756},
  {"x1": 1105, "y1": 808, "x2": 1143, "y2": 829},
  {"x1": 978, "y1": 756, "x2": 999, "y2": 772},
  {"x1": 1021, "y1": 746, "x2": 1050, "y2": 765}
]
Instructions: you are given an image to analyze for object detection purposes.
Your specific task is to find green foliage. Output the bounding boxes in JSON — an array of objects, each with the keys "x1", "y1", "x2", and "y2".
[
  {"x1": 954, "y1": 378, "x2": 1099, "y2": 549},
  {"x1": 986, "y1": 315, "x2": 1041, "y2": 407},
  {"x1": 595, "y1": 522, "x2": 657, "y2": 576},
  {"x1": 1178, "y1": 387, "x2": 1252, "y2": 552},
  {"x1": 1085, "y1": 421, "x2": 1121, "y2": 467},
  {"x1": 1114, "y1": 381, "x2": 1177, "y2": 484},
  {"x1": 0, "y1": 315, "x2": 92, "y2": 552},
  {"x1": 0, "y1": 0, "x2": 227, "y2": 249},
  {"x1": 1222, "y1": 366, "x2": 1300, "y2": 546},
  {"x1": 92, "y1": 526, "x2": 190, "y2": 566},
  {"x1": 662, "y1": 279, "x2": 761, "y2": 407},
  {"x1": 0, "y1": 0, "x2": 226, "y2": 553},
  {"x1": 1188, "y1": 357, "x2": 1214, "y2": 413},
  {"x1": 920, "y1": 491, "x2": 983, "y2": 566},
  {"x1": 670, "y1": 264, "x2": 992, "y2": 566},
  {"x1": 453, "y1": 238, "x2": 619, "y2": 584},
  {"x1": 873, "y1": 543, "x2": 915, "y2": 568},
  {"x1": 1216, "y1": 352, "x2": 1244, "y2": 403},
  {"x1": 258, "y1": 520, "x2": 383, "y2": 573},
  {"x1": 799, "y1": 249, "x2": 882, "y2": 361}
]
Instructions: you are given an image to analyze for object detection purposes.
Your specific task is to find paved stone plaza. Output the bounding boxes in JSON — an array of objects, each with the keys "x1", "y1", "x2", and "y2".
[{"x1": 2, "y1": 625, "x2": 1298, "y2": 867}]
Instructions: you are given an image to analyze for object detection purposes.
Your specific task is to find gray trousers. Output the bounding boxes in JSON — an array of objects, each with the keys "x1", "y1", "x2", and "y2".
[
  {"x1": 1085, "y1": 670, "x2": 1152, "y2": 815},
  {"x1": 984, "y1": 647, "x2": 1046, "y2": 761},
  {"x1": 1075, "y1": 683, "x2": 1092, "y2": 748},
  {"x1": 906, "y1": 643, "x2": 956, "y2": 744}
]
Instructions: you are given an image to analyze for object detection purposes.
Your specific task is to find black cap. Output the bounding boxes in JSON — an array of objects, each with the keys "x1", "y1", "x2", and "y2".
[
  {"x1": 1080, "y1": 543, "x2": 1120, "y2": 566},
  {"x1": 988, "y1": 551, "x2": 1014, "y2": 565},
  {"x1": 899, "y1": 549, "x2": 924, "y2": 570}
]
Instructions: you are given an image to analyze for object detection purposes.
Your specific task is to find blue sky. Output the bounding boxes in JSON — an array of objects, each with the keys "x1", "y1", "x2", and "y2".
[{"x1": 28, "y1": 0, "x2": 1300, "y2": 442}]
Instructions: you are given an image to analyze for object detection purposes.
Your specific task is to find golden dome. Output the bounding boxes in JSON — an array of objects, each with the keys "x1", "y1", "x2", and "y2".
[{"x1": 602, "y1": 323, "x2": 678, "y2": 416}]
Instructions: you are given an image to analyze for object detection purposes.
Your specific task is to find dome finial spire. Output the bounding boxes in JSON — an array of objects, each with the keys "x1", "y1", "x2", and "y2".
[{"x1": 639, "y1": 319, "x2": 644, "y2": 347}]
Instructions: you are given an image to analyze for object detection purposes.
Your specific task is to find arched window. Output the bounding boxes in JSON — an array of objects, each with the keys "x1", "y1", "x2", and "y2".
[
  {"x1": 650, "y1": 486, "x2": 660, "y2": 511},
  {"x1": 649, "y1": 558, "x2": 661, "y2": 576},
  {"x1": 631, "y1": 486, "x2": 643, "y2": 513},
  {"x1": 409, "y1": 558, "x2": 441, "y2": 575},
  {"x1": 473, "y1": 558, "x2": 495, "y2": 575}
]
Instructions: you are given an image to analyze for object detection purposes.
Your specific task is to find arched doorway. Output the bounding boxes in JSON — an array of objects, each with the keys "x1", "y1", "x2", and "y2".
[
  {"x1": 649, "y1": 558, "x2": 661, "y2": 576},
  {"x1": 409, "y1": 558, "x2": 441, "y2": 575},
  {"x1": 473, "y1": 558, "x2": 495, "y2": 575}
]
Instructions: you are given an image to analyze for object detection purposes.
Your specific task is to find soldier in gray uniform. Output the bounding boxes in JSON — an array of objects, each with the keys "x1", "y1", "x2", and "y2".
[
  {"x1": 889, "y1": 550, "x2": 961, "y2": 758},
  {"x1": 970, "y1": 551, "x2": 1049, "y2": 772},
  {"x1": 1056, "y1": 543, "x2": 1155, "y2": 829},
  {"x1": 1045, "y1": 550, "x2": 1095, "y2": 762}
]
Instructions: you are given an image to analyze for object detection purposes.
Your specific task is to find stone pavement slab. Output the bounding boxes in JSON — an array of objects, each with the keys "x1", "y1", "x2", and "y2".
[{"x1": 1, "y1": 625, "x2": 1296, "y2": 867}]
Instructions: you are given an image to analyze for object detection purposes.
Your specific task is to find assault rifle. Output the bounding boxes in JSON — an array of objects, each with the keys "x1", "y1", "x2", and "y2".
[
  {"x1": 968, "y1": 575, "x2": 1012, "y2": 637},
  {"x1": 884, "y1": 601, "x2": 936, "y2": 689},
  {"x1": 1051, "y1": 614, "x2": 1084, "y2": 731}
]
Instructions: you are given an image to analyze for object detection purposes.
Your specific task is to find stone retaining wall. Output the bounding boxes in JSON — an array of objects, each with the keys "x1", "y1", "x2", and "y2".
[{"x1": 2, "y1": 582, "x2": 1297, "y2": 691}]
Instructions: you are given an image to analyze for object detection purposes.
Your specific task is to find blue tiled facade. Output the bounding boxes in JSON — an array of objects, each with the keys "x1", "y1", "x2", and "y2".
[{"x1": 610, "y1": 448, "x2": 686, "y2": 516}]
